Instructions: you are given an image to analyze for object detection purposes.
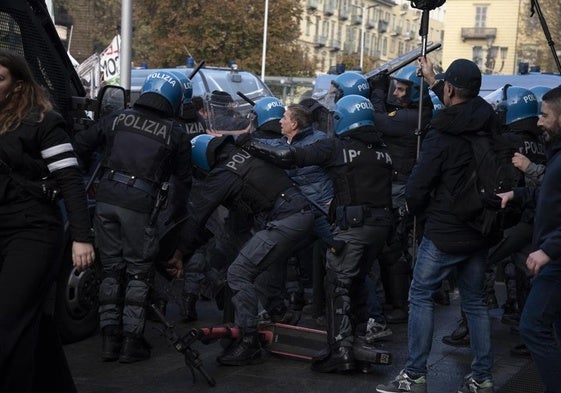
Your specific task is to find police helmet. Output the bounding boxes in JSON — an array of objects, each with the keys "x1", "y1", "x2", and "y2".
[
  {"x1": 191, "y1": 134, "x2": 234, "y2": 171},
  {"x1": 429, "y1": 90, "x2": 445, "y2": 117},
  {"x1": 529, "y1": 85, "x2": 551, "y2": 113},
  {"x1": 140, "y1": 71, "x2": 186, "y2": 116},
  {"x1": 169, "y1": 70, "x2": 193, "y2": 104},
  {"x1": 331, "y1": 72, "x2": 371, "y2": 101},
  {"x1": 253, "y1": 97, "x2": 285, "y2": 128},
  {"x1": 484, "y1": 84, "x2": 538, "y2": 125},
  {"x1": 333, "y1": 94, "x2": 375, "y2": 137},
  {"x1": 387, "y1": 65, "x2": 430, "y2": 107}
]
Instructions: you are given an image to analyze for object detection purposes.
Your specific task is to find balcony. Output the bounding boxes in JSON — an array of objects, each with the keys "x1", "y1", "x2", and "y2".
[
  {"x1": 352, "y1": 14, "x2": 362, "y2": 26},
  {"x1": 390, "y1": 26, "x2": 402, "y2": 36},
  {"x1": 305, "y1": 0, "x2": 320, "y2": 11},
  {"x1": 314, "y1": 34, "x2": 328, "y2": 48},
  {"x1": 461, "y1": 27, "x2": 497, "y2": 41},
  {"x1": 366, "y1": 18, "x2": 376, "y2": 30},
  {"x1": 328, "y1": 39, "x2": 341, "y2": 52},
  {"x1": 339, "y1": 7, "x2": 350, "y2": 20},
  {"x1": 324, "y1": 1, "x2": 336, "y2": 16},
  {"x1": 403, "y1": 30, "x2": 415, "y2": 41}
]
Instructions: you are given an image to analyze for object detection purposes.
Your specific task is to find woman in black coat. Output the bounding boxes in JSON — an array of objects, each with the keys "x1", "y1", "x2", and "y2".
[{"x1": 0, "y1": 49, "x2": 95, "y2": 392}]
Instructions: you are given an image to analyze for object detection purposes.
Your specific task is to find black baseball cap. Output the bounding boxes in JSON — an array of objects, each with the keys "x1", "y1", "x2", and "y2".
[{"x1": 444, "y1": 59, "x2": 481, "y2": 92}]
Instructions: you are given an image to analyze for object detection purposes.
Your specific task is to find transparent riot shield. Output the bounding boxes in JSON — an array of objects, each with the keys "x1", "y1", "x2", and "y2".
[
  {"x1": 204, "y1": 91, "x2": 251, "y2": 134},
  {"x1": 318, "y1": 82, "x2": 342, "y2": 112}
]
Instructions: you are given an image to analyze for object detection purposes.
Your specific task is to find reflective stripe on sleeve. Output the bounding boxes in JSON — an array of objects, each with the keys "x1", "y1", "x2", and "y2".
[
  {"x1": 47, "y1": 157, "x2": 79, "y2": 172},
  {"x1": 41, "y1": 143, "x2": 74, "y2": 159}
]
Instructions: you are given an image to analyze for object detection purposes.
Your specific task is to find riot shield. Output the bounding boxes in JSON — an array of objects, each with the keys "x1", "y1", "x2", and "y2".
[{"x1": 204, "y1": 91, "x2": 251, "y2": 134}]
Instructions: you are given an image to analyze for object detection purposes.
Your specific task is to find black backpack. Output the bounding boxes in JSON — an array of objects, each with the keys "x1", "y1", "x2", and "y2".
[{"x1": 450, "y1": 132, "x2": 521, "y2": 238}]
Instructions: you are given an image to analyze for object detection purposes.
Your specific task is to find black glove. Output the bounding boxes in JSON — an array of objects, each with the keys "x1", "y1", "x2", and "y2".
[
  {"x1": 245, "y1": 140, "x2": 296, "y2": 168},
  {"x1": 368, "y1": 70, "x2": 390, "y2": 92}
]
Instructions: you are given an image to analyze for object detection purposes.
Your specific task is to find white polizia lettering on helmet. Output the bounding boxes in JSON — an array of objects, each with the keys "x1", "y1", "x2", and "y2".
[
  {"x1": 147, "y1": 72, "x2": 177, "y2": 86},
  {"x1": 357, "y1": 82, "x2": 369, "y2": 92},
  {"x1": 266, "y1": 101, "x2": 284, "y2": 110},
  {"x1": 354, "y1": 101, "x2": 373, "y2": 111},
  {"x1": 522, "y1": 94, "x2": 537, "y2": 104}
]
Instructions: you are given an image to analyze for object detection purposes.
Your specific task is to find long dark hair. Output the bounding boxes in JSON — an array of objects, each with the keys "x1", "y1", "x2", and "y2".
[{"x1": 0, "y1": 49, "x2": 52, "y2": 134}]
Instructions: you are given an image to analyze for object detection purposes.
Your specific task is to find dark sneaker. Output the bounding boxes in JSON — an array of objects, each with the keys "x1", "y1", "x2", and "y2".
[
  {"x1": 311, "y1": 345, "x2": 355, "y2": 373},
  {"x1": 118, "y1": 336, "x2": 151, "y2": 363},
  {"x1": 216, "y1": 333, "x2": 264, "y2": 366},
  {"x1": 457, "y1": 374, "x2": 494, "y2": 393},
  {"x1": 101, "y1": 333, "x2": 122, "y2": 362},
  {"x1": 364, "y1": 318, "x2": 393, "y2": 343},
  {"x1": 376, "y1": 370, "x2": 427, "y2": 393}
]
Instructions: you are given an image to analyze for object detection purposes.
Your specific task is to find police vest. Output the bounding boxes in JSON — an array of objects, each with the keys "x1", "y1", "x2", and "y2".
[
  {"x1": 220, "y1": 148, "x2": 293, "y2": 214},
  {"x1": 104, "y1": 108, "x2": 176, "y2": 184},
  {"x1": 332, "y1": 138, "x2": 393, "y2": 208}
]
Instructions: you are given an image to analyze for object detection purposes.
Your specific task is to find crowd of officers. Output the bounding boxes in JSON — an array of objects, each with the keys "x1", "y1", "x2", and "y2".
[{"x1": 70, "y1": 57, "x2": 559, "y2": 392}]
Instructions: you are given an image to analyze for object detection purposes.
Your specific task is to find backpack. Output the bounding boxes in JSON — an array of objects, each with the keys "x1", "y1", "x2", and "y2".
[{"x1": 450, "y1": 132, "x2": 521, "y2": 239}]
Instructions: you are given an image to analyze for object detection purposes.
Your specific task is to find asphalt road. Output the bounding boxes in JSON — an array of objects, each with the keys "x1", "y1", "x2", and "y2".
[{"x1": 65, "y1": 281, "x2": 534, "y2": 393}]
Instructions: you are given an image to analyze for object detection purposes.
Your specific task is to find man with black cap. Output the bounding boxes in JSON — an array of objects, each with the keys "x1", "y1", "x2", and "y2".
[{"x1": 376, "y1": 58, "x2": 497, "y2": 393}]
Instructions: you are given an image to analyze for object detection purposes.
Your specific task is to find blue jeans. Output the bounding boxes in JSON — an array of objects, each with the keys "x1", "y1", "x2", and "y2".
[
  {"x1": 519, "y1": 262, "x2": 561, "y2": 393},
  {"x1": 405, "y1": 237, "x2": 493, "y2": 382}
]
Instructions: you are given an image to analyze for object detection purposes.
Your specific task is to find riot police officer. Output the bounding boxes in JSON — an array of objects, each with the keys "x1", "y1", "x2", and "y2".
[
  {"x1": 245, "y1": 95, "x2": 394, "y2": 373},
  {"x1": 73, "y1": 71, "x2": 192, "y2": 363},
  {"x1": 169, "y1": 134, "x2": 314, "y2": 366},
  {"x1": 369, "y1": 65, "x2": 433, "y2": 324}
]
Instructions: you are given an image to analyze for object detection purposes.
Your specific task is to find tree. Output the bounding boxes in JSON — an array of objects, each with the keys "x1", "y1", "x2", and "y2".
[
  {"x1": 56, "y1": 0, "x2": 315, "y2": 76},
  {"x1": 132, "y1": 0, "x2": 315, "y2": 76},
  {"x1": 517, "y1": 0, "x2": 561, "y2": 73}
]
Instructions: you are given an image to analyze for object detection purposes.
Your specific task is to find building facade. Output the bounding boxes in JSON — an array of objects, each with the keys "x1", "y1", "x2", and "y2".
[
  {"x1": 298, "y1": 0, "x2": 445, "y2": 74},
  {"x1": 441, "y1": 0, "x2": 523, "y2": 75}
]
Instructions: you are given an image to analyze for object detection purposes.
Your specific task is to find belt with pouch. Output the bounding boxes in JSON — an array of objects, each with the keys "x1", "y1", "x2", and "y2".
[{"x1": 102, "y1": 170, "x2": 157, "y2": 196}]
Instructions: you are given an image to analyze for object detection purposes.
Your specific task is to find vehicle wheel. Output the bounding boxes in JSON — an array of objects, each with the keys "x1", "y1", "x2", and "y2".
[{"x1": 55, "y1": 249, "x2": 101, "y2": 344}]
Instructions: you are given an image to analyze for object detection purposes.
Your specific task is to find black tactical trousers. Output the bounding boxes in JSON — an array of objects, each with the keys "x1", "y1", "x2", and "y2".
[{"x1": 95, "y1": 202, "x2": 153, "y2": 337}]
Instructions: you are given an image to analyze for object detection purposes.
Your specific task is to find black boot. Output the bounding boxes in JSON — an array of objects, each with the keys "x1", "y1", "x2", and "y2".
[
  {"x1": 119, "y1": 335, "x2": 151, "y2": 363},
  {"x1": 216, "y1": 332, "x2": 263, "y2": 366},
  {"x1": 181, "y1": 292, "x2": 198, "y2": 322},
  {"x1": 311, "y1": 345, "x2": 356, "y2": 373},
  {"x1": 101, "y1": 326, "x2": 122, "y2": 362}
]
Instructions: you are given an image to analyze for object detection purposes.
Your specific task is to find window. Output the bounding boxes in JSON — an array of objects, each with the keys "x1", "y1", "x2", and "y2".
[{"x1": 475, "y1": 6, "x2": 487, "y2": 28}]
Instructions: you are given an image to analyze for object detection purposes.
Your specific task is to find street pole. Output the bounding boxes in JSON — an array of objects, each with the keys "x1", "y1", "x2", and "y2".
[
  {"x1": 120, "y1": 0, "x2": 132, "y2": 103},
  {"x1": 360, "y1": 5, "x2": 366, "y2": 71},
  {"x1": 260, "y1": 0, "x2": 269, "y2": 82}
]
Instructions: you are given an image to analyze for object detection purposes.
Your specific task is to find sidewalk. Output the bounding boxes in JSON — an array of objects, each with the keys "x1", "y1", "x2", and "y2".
[{"x1": 65, "y1": 282, "x2": 538, "y2": 393}]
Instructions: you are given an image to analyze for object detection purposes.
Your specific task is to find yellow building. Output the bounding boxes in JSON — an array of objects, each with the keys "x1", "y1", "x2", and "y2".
[
  {"x1": 298, "y1": 0, "x2": 445, "y2": 74},
  {"x1": 442, "y1": 0, "x2": 522, "y2": 74}
]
